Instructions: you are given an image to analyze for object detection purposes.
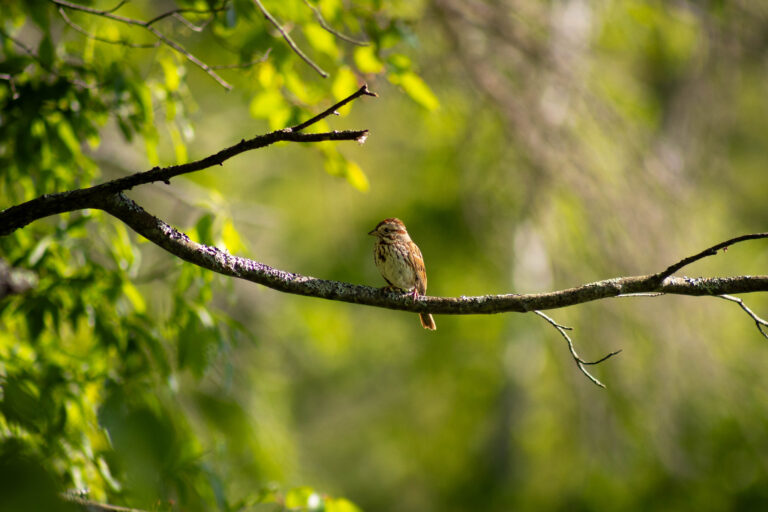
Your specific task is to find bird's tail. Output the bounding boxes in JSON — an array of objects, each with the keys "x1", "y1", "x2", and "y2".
[{"x1": 419, "y1": 313, "x2": 436, "y2": 331}]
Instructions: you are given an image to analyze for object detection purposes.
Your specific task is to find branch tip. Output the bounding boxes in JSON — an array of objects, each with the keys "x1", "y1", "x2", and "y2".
[{"x1": 291, "y1": 85, "x2": 376, "y2": 132}]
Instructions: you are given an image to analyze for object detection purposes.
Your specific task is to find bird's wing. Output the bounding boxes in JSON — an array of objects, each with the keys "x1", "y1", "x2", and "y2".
[{"x1": 409, "y1": 242, "x2": 428, "y2": 295}]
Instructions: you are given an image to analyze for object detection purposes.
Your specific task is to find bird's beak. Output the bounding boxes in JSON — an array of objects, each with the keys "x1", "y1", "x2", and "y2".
[{"x1": 367, "y1": 229, "x2": 376, "y2": 236}]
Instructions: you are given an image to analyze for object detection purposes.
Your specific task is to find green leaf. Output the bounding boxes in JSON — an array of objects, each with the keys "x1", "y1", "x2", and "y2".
[
  {"x1": 37, "y1": 35, "x2": 55, "y2": 70},
  {"x1": 222, "y1": 219, "x2": 246, "y2": 254},
  {"x1": 344, "y1": 160, "x2": 369, "y2": 192},
  {"x1": 325, "y1": 497, "x2": 363, "y2": 512},
  {"x1": 332, "y1": 66, "x2": 358, "y2": 115},
  {"x1": 250, "y1": 89, "x2": 287, "y2": 119},
  {"x1": 168, "y1": 124, "x2": 188, "y2": 164},
  {"x1": 387, "y1": 53, "x2": 412, "y2": 72},
  {"x1": 354, "y1": 45, "x2": 384, "y2": 73},
  {"x1": 144, "y1": 126, "x2": 159, "y2": 165},
  {"x1": 160, "y1": 57, "x2": 181, "y2": 92},
  {"x1": 391, "y1": 71, "x2": 440, "y2": 111},
  {"x1": 285, "y1": 487, "x2": 317, "y2": 508},
  {"x1": 195, "y1": 213, "x2": 215, "y2": 246},
  {"x1": 27, "y1": 236, "x2": 53, "y2": 266},
  {"x1": 305, "y1": 23, "x2": 340, "y2": 59},
  {"x1": 56, "y1": 120, "x2": 81, "y2": 160},
  {"x1": 122, "y1": 282, "x2": 146, "y2": 314}
]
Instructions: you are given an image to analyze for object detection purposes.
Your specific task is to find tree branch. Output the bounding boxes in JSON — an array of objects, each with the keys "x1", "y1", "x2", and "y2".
[
  {"x1": 291, "y1": 83, "x2": 377, "y2": 132},
  {"x1": 50, "y1": 0, "x2": 233, "y2": 89},
  {"x1": 0, "y1": 128, "x2": 367, "y2": 235},
  {"x1": 65, "y1": 193, "x2": 768, "y2": 317},
  {"x1": 0, "y1": 84, "x2": 373, "y2": 236},
  {"x1": 301, "y1": 0, "x2": 369, "y2": 46},
  {"x1": 1, "y1": 78, "x2": 766, "y2": 388},
  {"x1": 534, "y1": 310, "x2": 621, "y2": 388},
  {"x1": 251, "y1": 0, "x2": 329, "y2": 78},
  {"x1": 655, "y1": 233, "x2": 768, "y2": 280},
  {"x1": 58, "y1": 7, "x2": 160, "y2": 49}
]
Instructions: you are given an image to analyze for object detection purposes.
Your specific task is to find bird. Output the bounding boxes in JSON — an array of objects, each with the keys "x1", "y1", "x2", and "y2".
[{"x1": 368, "y1": 218, "x2": 436, "y2": 330}]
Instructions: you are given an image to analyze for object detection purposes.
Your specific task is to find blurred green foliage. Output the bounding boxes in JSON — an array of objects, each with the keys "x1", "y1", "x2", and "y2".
[{"x1": 3, "y1": 1, "x2": 768, "y2": 512}]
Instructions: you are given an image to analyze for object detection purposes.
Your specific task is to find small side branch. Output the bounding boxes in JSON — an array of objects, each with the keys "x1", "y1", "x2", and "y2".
[
  {"x1": 252, "y1": 0, "x2": 329, "y2": 78},
  {"x1": 302, "y1": 0, "x2": 369, "y2": 46},
  {"x1": 291, "y1": 84, "x2": 377, "y2": 132},
  {"x1": 718, "y1": 295, "x2": 768, "y2": 340},
  {"x1": 656, "y1": 233, "x2": 768, "y2": 281},
  {"x1": 145, "y1": 4, "x2": 229, "y2": 26},
  {"x1": 534, "y1": 310, "x2": 621, "y2": 388}
]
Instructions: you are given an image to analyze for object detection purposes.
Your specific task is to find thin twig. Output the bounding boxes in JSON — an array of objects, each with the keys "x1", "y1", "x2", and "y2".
[
  {"x1": 534, "y1": 310, "x2": 621, "y2": 388},
  {"x1": 657, "y1": 233, "x2": 768, "y2": 281},
  {"x1": 1, "y1": 27, "x2": 37, "y2": 57},
  {"x1": 145, "y1": 4, "x2": 229, "y2": 26},
  {"x1": 58, "y1": 7, "x2": 160, "y2": 48},
  {"x1": 291, "y1": 84, "x2": 377, "y2": 132},
  {"x1": 50, "y1": 0, "x2": 233, "y2": 90},
  {"x1": 302, "y1": 0, "x2": 369, "y2": 46},
  {"x1": 103, "y1": 0, "x2": 128, "y2": 14},
  {"x1": 169, "y1": 12, "x2": 213, "y2": 32},
  {"x1": 718, "y1": 295, "x2": 768, "y2": 340},
  {"x1": 251, "y1": 0, "x2": 329, "y2": 78}
]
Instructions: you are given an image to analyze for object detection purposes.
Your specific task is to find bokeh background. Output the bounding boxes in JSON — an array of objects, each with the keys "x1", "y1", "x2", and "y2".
[{"x1": 2, "y1": 1, "x2": 768, "y2": 511}]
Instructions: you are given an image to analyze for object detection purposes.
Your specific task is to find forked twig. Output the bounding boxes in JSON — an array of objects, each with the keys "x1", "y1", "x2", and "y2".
[
  {"x1": 718, "y1": 295, "x2": 768, "y2": 340},
  {"x1": 534, "y1": 310, "x2": 622, "y2": 388},
  {"x1": 50, "y1": 0, "x2": 233, "y2": 89},
  {"x1": 58, "y1": 7, "x2": 160, "y2": 48}
]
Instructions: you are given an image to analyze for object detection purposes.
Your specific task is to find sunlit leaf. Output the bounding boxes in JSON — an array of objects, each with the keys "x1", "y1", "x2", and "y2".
[
  {"x1": 195, "y1": 213, "x2": 215, "y2": 246},
  {"x1": 168, "y1": 124, "x2": 188, "y2": 164},
  {"x1": 122, "y1": 282, "x2": 146, "y2": 314},
  {"x1": 160, "y1": 57, "x2": 181, "y2": 92},
  {"x1": 353, "y1": 45, "x2": 384, "y2": 73},
  {"x1": 56, "y1": 120, "x2": 81, "y2": 160},
  {"x1": 391, "y1": 71, "x2": 439, "y2": 111},
  {"x1": 343, "y1": 160, "x2": 369, "y2": 192},
  {"x1": 305, "y1": 23, "x2": 340, "y2": 59},
  {"x1": 37, "y1": 34, "x2": 54, "y2": 70},
  {"x1": 285, "y1": 487, "x2": 316, "y2": 508},
  {"x1": 325, "y1": 497, "x2": 363, "y2": 512},
  {"x1": 222, "y1": 219, "x2": 246, "y2": 254},
  {"x1": 332, "y1": 66, "x2": 358, "y2": 115},
  {"x1": 250, "y1": 89, "x2": 287, "y2": 119}
]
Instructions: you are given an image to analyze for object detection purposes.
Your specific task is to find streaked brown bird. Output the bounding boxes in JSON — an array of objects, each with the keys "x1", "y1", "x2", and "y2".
[{"x1": 368, "y1": 218, "x2": 436, "y2": 330}]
